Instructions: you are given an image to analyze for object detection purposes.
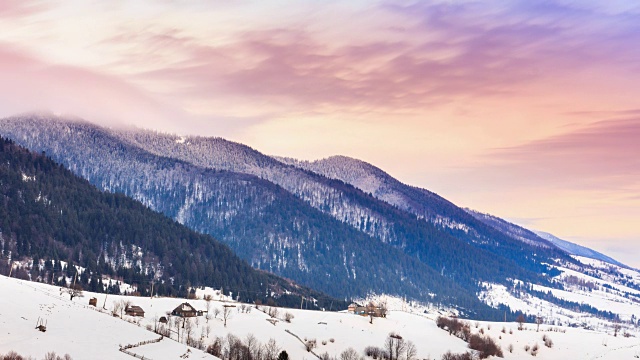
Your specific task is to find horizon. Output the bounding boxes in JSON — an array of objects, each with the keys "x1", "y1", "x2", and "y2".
[{"x1": 1, "y1": 1, "x2": 639, "y2": 266}]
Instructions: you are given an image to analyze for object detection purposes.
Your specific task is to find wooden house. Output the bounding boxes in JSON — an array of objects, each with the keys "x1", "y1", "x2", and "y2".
[
  {"x1": 89, "y1": 297, "x2": 98, "y2": 307},
  {"x1": 171, "y1": 302, "x2": 197, "y2": 317},
  {"x1": 347, "y1": 303, "x2": 358, "y2": 314},
  {"x1": 125, "y1": 305, "x2": 145, "y2": 317}
]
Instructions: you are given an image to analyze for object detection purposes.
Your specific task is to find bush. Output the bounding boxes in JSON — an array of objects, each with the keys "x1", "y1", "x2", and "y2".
[
  {"x1": 284, "y1": 312, "x2": 294, "y2": 323},
  {"x1": 531, "y1": 343, "x2": 539, "y2": 354},
  {"x1": 305, "y1": 339, "x2": 317, "y2": 352},
  {"x1": 441, "y1": 351, "x2": 474, "y2": 360},
  {"x1": 508, "y1": 344, "x2": 514, "y2": 353},
  {"x1": 364, "y1": 346, "x2": 388, "y2": 359},
  {"x1": 468, "y1": 334, "x2": 503, "y2": 359},
  {"x1": 436, "y1": 317, "x2": 470, "y2": 341},
  {"x1": 543, "y1": 335, "x2": 553, "y2": 348}
]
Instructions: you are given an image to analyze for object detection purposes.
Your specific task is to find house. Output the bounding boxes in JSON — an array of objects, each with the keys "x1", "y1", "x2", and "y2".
[
  {"x1": 125, "y1": 305, "x2": 145, "y2": 317},
  {"x1": 347, "y1": 302, "x2": 386, "y2": 317},
  {"x1": 159, "y1": 316, "x2": 168, "y2": 324},
  {"x1": 171, "y1": 302, "x2": 198, "y2": 317},
  {"x1": 347, "y1": 303, "x2": 358, "y2": 314},
  {"x1": 89, "y1": 297, "x2": 97, "y2": 307}
]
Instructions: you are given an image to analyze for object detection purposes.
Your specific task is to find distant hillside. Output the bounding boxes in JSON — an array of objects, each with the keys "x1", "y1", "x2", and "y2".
[
  {"x1": 0, "y1": 137, "x2": 338, "y2": 309},
  {"x1": 534, "y1": 231, "x2": 626, "y2": 268}
]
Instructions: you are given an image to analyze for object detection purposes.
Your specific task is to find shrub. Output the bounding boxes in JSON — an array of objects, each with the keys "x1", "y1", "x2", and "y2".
[
  {"x1": 284, "y1": 312, "x2": 294, "y2": 323},
  {"x1": 543, "y1": 335, "x2": 553, "y2": 348},
  {"x1": 508, "y1": 344, "x2": 514, "y2": 353},
  {"x1": 468, "y1": 334, "x2": 503, "y2": 359},
  {"x1": 441, "y1": 351, "x2": 474, "y2": 360},
  {"x1": 305, "y1": 339, "x2": 317, "y2": 352}
]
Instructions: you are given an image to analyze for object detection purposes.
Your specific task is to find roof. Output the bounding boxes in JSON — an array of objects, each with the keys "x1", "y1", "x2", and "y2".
[
  {"x1": 126, "y1": 305, "x2": 144, "y2": 313},
  {"x1": 173, "y1": 302, "x2": 196, "y2": 312}
]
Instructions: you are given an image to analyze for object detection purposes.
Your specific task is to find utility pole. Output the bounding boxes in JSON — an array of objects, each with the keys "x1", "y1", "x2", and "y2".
[
  {"x1": 300, "y1": 296, "x2": 304, "y2": 310},
  {"x1": 72, "y1": 269, "x2": 78, "y2": 288},
  {"x1": 8, "y1": 261, "x2": 13, "y2": 277},
  {"x1": 150, "y1": 281, "x2": 154, "y2": 299}
]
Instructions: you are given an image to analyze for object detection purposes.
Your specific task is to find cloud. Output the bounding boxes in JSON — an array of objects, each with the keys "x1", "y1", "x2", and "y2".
[
  {"x1": 0, "y1": 0, "x2": 48, "y2": 19},
  {"x1": 96, "y1": 0, "x2": 640, "y2": 123},
  {"x1": 478, "y1": 117, "x2": 640, "y2": 191},
  {"x1": 0, "y1": 43, "x2": 195, "y2": 132}
]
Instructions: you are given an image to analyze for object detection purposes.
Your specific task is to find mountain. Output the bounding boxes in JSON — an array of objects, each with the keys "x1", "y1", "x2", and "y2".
[
  {"x1": 464, "y1": 209, "x2": 553, "y2": 248},
  {"x1": 463, "y1": 208, "x2": 626, "y2": 268},
  {"x1": 533, "y1": 231, "x2": 626, "y2": 268},
  {"x1": 0, "y1": 136, "x2": 338, "y2": 309},
  {"x1": 0, "y1": 114, "x2": 575, "y2": 319}
]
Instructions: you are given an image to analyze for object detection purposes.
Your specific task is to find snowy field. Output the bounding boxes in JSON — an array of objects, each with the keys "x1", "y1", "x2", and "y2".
[{"x1": 2, "y1": 274, "x2": 640, "y2": 360}]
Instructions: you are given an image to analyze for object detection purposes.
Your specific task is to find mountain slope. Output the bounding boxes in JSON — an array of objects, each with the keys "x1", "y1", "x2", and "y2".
[
  {"x1": 0, "y1": 116, "x2": 506, "y2": 310},
  {"x1": 464, "y1": 209, "x2": 554, "y2": 248},
  {"x1": 0, "y1": 114, "x2": 571, "y2": 319},
  {"x1": 534, "y1": 231, "x2": 626, "y2": 268},
  {"x1": 0, "y1": 136, "x2": 337, "y2": 308}
]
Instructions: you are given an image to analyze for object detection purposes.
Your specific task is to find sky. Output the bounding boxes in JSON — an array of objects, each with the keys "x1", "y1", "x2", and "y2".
[{"x1": 1, "y1": 0, "x2": 639, "y2": 266}]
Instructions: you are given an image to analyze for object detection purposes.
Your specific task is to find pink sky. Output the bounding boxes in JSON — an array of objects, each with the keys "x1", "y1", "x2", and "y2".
[{"x1": 1, "y1": 1, "x2": 639, "y2": 266}]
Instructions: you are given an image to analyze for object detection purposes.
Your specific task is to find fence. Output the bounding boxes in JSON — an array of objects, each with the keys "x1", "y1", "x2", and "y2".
[{"x1": 119, "y1": 335, "x2": 163, "y2": 360}]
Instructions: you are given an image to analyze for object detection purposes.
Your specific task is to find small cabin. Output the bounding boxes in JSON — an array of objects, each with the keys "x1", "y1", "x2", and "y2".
[
  {"x1": 159, "y1": 316, "x2": 168, "y2": 324},
  {"x1": 89, "y1": 297, "x2": 98, "y2": 307},
  {"x1": 347, "y1": 303, "x2": 358, "y2": 314},
  {"x1": 125, "y1": 305, "x2": 145, "y2": 317},
  {"x1": 172, "y1": 302, "x2": 197, "y2": 317}
]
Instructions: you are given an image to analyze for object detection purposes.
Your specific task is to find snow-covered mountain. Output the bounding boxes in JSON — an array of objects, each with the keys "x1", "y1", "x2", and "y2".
[
  {"x1": 534, "y1": 231, "x2": 626, "y2": 268},
  {"x1": 2, "y1": 113, "x2": 636, "y2": 324}
]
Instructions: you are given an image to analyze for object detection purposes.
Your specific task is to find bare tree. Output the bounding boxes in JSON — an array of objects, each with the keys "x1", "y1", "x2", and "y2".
[
  {"x1": 67, "y1": 284, "x2": 83, "y2": 301},
  {"x1": 367, "y1": 302, "x2": 377, "y2": 324},
  {"x1": 378, "y1": 300, "x2": 388, "y2": 318},
  {"x1": 516, "y1": 314, "x2": 526, "y2": 331},
  {"x1": 152, "y1": 315, "x2": 159, "y2": 333},
  {"x1": 213, "y1": 307, "x2": 221, "y2": 319},
  {"x1": 223, "y1": 306, "x2": 233, "y2": 327},
  {"x1": 405, "y1": 341, "x2": 417, "y2": 360},
  {"x1": 340, "y1": 347, "x2": 360, "y2": 360},
  {"x1": 205, "y1": 300, "x2": 212, "y2": 323},
  {"x1": 246, "y1": 334, "x2": 260, "y2": 359},
  {"x1": 121, "y1": 299, "x2": 131, "y2": 318},
  {"x1": 385, "y1": 333, "x2": 405, "y2": 360},
  {"x1": 264, "y1": 338, "x2": 280, "y2": 360},
  {"x1": 613, "y1": 322, "x2": 622, "y2": 337},
  {"x1": 112, "y1": 301, "x2": 122, "y2": 317},
  {"x1": 185, "y1": 318, "x2": 193, "y2": 345},
  {"x1": 536, "y1": 315, "x2": 544, "y2": 332},
  {"x1": 173, "y1": 316, "x2": 182, "y2": 342}
]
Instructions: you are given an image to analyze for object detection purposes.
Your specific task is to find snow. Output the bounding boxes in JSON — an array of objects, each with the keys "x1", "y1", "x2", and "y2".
[
  {"x1": 3, "y1": 275, "x2": 640, "y2": 360},
  {"x1": 0, "y1": 275, "x2": 214, "y2": 360}
]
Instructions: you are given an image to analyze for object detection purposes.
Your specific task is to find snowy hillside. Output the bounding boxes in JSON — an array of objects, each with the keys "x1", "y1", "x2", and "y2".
[
  {"x1": 534, "y1": 231, "x2": 626, "y2": 268},
  {"x1": 2, "y1": 275, "x2": 640, "y2": 360},
  {"x1": 480, "y1": 257, "x2": 640, "y2": 331}
]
